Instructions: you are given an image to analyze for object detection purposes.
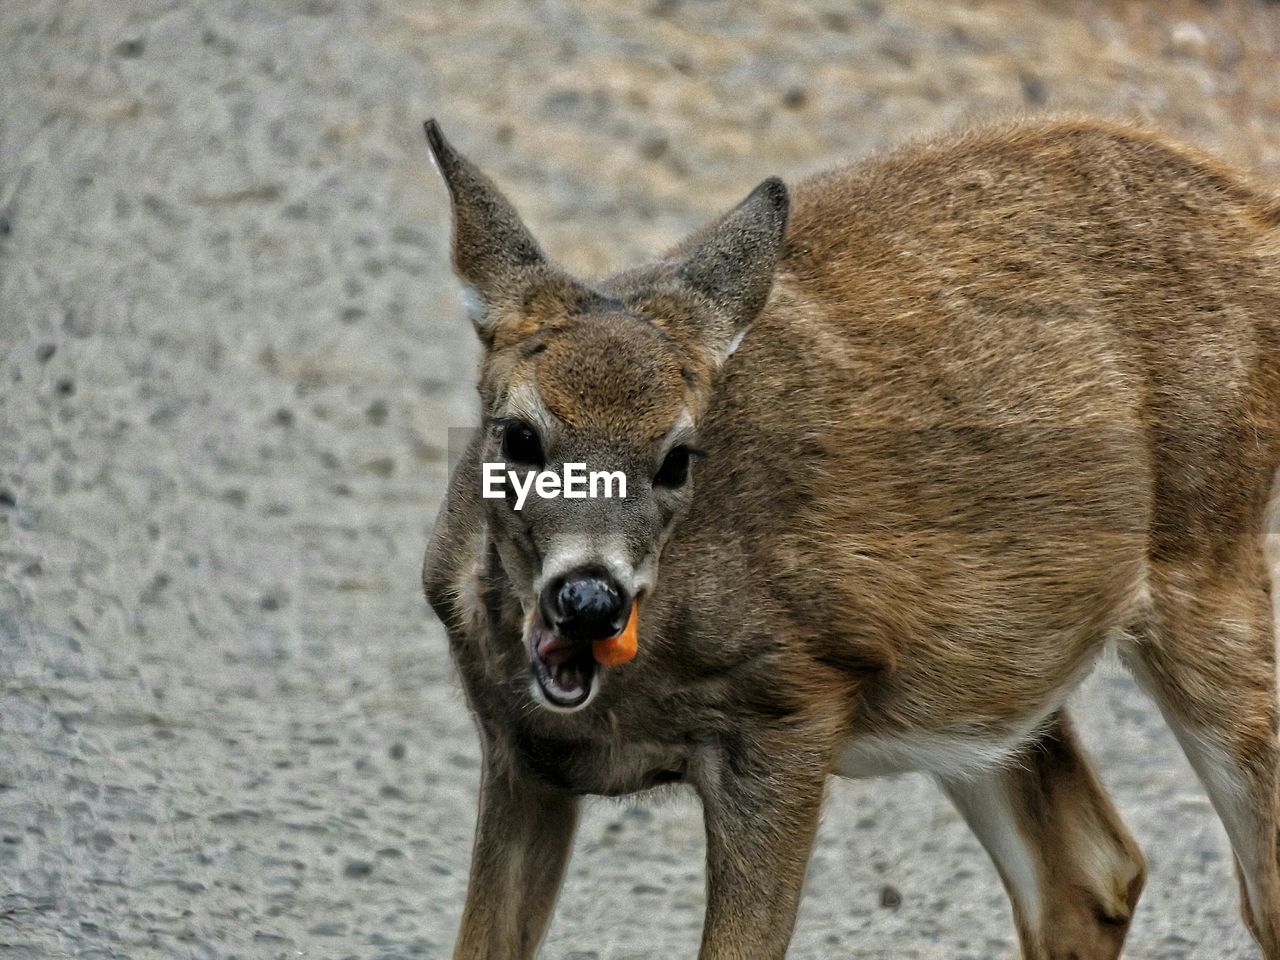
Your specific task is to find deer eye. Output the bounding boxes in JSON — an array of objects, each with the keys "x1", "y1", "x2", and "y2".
[
  {"x1": 501, "y1": 421, "x2": 544, "y2": 465},
  {"x1": 654, "y1": 446, "x2": 692, "y2": 488}
]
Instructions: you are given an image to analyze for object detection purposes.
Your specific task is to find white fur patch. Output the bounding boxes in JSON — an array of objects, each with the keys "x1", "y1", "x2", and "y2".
[
  {"x1": 533, "y1": 535, "x2": 595, "y2": 597},
  {"x1": 940, "y1": 773, "x2": 1043, "y2": 930},
  {"x1": 534, "y1": 534, "x2": 638, "y2": 599},
  {"x1": 659, "y1": 408, "x2": 696, "y2": 451},
  {"x1": 722, "y1": 326, "x2": 750, "y2": 361},
  {"x1": 460, "y1": 283, "x2": 486, "y2": 324},
  {"x1": 833, "y1": 718, "x2": 1051, "y2": 782},
  {"x1": 1170, "y1": 725, "x2": 1257, "y2": 909},
  {"x1": 504, "y1": 381, "x2": 559, "y2": 446},
  {"x1": 1121, "y1": 646, "x2": 1259, "y2": 913}
]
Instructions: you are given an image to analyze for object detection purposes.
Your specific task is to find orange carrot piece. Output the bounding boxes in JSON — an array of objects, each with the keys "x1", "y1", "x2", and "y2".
[{"x1": 593, "y1": 599, "x2": 639, "y2": 666}]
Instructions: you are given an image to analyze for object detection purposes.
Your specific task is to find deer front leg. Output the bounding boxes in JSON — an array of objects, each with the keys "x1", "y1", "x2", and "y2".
[
  {"x1": 694, "y1": 729, "x2": 833, "y2": 960},
  {"x1": 452, "y1": 761, "x2": 580, "y2": 960}
]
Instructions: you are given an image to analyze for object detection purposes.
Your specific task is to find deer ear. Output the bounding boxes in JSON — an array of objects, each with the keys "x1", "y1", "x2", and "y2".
[
  {"x1": 424, "y1": 119, "x2": 546, "y2": 335},
  {"x1": 675, "y1": 176, "x2": 789, "y2": 364}
]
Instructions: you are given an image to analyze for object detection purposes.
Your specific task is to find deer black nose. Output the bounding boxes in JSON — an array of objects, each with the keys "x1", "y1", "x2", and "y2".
[{"x1": 545, "y1": 569, "x2": 629, "y2": 643}]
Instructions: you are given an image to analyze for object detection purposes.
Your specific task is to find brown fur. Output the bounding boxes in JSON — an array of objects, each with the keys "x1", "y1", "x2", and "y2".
[
  {"x1": 422, "y1": 117, "x2": 1280, "y2": 958},
  {"x1": 535, "y1": 315, "x2": 689, "y2": 438}
]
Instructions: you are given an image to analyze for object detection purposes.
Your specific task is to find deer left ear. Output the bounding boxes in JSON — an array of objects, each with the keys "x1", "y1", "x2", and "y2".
[
  {"x1": 424, "y1": 119, "x2": 548, "y2": 336},
  {"x1": 675, "y1": 176, "x2": 789, "y2": 364}
]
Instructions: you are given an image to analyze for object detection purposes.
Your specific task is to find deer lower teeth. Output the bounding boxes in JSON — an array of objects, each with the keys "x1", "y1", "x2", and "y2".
[{"x1": 530, "y1": 618, "x2": 596, "y2": 708}]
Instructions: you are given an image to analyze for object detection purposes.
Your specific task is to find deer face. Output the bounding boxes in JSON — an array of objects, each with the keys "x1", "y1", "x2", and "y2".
[
  {"x1": 480, "y1": 311, "x2": 696, "y2": 710},
  {"x1": 425, "y1": 120, "x2": 787, "y2": 712}
]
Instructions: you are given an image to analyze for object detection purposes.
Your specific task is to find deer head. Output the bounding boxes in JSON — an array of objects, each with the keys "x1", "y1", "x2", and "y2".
[{"x1": 425, "y1": 119, "x2": 788, "y2": 711}]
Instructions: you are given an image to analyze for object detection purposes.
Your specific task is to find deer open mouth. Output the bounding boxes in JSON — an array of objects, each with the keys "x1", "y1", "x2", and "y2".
[{"x1": 529, "y1": 614, "x2": 597, "y2": 710}]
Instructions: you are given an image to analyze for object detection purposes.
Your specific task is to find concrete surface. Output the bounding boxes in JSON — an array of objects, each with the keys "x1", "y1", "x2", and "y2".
[{"x1": 3, "y1": 1, "x2": 1280, "y2": 957}]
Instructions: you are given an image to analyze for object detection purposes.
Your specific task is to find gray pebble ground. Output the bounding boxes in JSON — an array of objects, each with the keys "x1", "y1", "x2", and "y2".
[{"x1": 3, "y1": 1, "x2": 1280, "y2": 958}]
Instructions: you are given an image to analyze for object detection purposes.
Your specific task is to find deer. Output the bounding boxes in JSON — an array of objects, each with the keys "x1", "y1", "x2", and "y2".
[{"x1": 420, "y1": 115, "x2": 1280, "y2": 959}]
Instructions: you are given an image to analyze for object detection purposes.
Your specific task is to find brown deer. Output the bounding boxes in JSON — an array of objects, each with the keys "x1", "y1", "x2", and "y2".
[{"x1": 421, "y1": 116, "x2": 1280, "y2": 959}]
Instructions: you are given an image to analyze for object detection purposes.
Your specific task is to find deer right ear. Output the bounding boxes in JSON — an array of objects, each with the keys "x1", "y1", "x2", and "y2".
[
  {"x1": 673, "y1": 176, "x2": 789, "y2": 367},
  {"x1": 424, "y1": 119, "x2": 546, "y2": 339}
]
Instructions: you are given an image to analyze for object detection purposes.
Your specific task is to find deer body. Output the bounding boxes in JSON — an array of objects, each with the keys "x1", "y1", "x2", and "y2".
[{"x1": 423, "y1": 119, "x2": 1280, "y2": 959}]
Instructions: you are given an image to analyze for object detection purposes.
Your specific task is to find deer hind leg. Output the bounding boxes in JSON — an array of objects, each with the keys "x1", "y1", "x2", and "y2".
[
  {"x1": 938, "y1": 711, "x2": 1146, "y2": 960},
  {"x1": 1122, "y1": 554, "x2": 1280, "y2": 957}
]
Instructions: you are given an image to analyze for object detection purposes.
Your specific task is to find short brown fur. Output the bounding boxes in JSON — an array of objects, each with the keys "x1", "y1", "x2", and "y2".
[{"x1": 423, "y1": 117, "x2": 1280, "y2": 958}]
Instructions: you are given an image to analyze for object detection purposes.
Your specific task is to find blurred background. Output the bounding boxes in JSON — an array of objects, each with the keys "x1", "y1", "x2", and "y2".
[{"x1": 3, "y1": 1, "x2": 1280, "y2": 957}]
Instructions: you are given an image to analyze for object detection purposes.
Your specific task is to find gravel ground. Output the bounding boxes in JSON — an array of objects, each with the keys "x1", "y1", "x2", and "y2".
[{"x1": 3, "y1": 1, "x2": 1280, "y2": 958}]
